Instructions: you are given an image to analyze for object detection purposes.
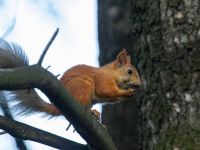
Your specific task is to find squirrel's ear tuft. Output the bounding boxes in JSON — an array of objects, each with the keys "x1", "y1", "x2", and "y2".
[{"x1": 116, "y1": 49, "x2": 127, "y2": 67}]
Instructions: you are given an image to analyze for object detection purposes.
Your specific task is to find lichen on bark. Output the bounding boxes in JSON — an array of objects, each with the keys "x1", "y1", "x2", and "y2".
[
  {"x1": 98, "y1": 0, "x2": 200, "y2": 149},
  {"x1": 130, "y1": 0, "x2": 200, "y2": 149}
]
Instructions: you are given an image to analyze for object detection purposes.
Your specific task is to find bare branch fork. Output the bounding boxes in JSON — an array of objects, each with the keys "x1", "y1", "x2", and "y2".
[
  {"x1": 0, "y1": 29, "x2": 89, "y2": 149},
  {"x1": 0, "y1": 66, "x2": 117, "y2": 150},
  {"x1": 0, "y1": 28, "x2": 117, "y2": 149}
]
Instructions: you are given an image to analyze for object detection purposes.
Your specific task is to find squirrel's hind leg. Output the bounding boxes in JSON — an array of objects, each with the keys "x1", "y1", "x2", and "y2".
[{"x1": 62, "y1": 75, "x2": 95, "y2": 106}]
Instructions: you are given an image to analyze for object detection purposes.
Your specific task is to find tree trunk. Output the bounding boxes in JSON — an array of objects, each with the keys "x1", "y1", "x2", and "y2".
[
  {"x1": 98, "y1": 0, "x2": 200, "y2": 150},
  {"x1": 98, "y1": 1, "x2": 139, "y2": 150},
  {"x1": 130, "y1": 0, "x2": 200, "y2": 149}
]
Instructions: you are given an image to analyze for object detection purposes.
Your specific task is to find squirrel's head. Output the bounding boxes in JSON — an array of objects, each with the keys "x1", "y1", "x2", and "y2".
[{"x1": 114, "y1": 49, "x2": 141, "y2": 91}]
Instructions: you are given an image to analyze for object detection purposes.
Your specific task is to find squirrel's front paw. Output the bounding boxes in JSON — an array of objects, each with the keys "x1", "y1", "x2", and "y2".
[{"x1": 124, "y1": 89, "x2": 135, "y2": 97}]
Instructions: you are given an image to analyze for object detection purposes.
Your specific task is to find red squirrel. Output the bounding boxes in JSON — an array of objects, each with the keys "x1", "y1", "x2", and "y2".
[{"x1": 0, "y1": 39, "x2": 141, "y2": 118}]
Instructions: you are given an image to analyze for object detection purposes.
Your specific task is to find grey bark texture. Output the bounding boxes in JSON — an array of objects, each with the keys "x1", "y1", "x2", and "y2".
[{"x1": 98, "y1": 0, "x2": 200, "y2": 149}]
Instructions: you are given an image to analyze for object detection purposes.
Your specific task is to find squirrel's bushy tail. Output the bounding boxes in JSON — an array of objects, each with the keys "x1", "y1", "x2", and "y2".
[
  {"x1": 0, "y1": 39, "x2": 60, "y2": 116},
  {"x1": 8, "y1": 89, "x2": 60, "y2": 116}
]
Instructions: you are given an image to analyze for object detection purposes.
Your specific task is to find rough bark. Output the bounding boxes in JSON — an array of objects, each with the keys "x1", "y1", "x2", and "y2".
[
  {"x1": 130, "y1": 0, "x2": 200, "y2": 149},
  {"x1": 98, "y1": 0, "x2": 200, "y2": 150}
]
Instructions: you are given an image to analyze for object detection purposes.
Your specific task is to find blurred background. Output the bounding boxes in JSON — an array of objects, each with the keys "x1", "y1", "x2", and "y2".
[
  {"x1": 0, "y1": 0, "x2": 98, "y2": 149},
  {"x1": 1, "y1": 0, "x2": 199, "y2": 150}
]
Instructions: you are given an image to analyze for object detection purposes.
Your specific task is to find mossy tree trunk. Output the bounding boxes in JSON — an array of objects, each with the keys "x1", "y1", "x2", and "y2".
[{"x1": 98, "y1": 0, "x2": 200, "y2": 150}]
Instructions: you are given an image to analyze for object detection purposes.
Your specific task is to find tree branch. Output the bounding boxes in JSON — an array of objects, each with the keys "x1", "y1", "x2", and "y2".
[
  {"x1": 0, "y1": 115, "x2": 88, "y2": 150},
  {"x1": 2, "y1": 0, "x2": 21, "y2": 38},
  {"x1": 38, "y1": 28, "x2": 59, "y2": 66},
  {"x1": 0, "y1": 65, "x2": 117, "y2": 150},
  {"x1": 0, "y1": 92, "x2": 28, "y2": 150}
]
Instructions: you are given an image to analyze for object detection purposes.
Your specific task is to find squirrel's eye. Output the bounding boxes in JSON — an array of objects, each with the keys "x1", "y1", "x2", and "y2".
[{"x1": 127, "y1": 68, "x2": 133, "y2": 75}]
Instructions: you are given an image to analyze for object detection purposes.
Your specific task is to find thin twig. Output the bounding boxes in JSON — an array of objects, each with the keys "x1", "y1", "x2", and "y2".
[
  {"x1": 0, "y1": 92, "x2": 28, "y2": 149},
  {"x1": 2, "y1": 18, "x2": 16, "y2": 38},
  {"x1": 66, "y1": 123, "x2": 72, "y2": 130},
  {"x1": 0, "y1": 65, "x2": 117, "y2": 150},
  {"x1": 2, "y1": 0, "x2": 21, "y2": 38},
  {"x1": 38, "y1": 28, "x2": 59, "y2": 66}
]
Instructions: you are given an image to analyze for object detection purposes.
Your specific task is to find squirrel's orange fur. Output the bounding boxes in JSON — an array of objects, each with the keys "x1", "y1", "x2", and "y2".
[
  {"x1": 49, "y1": 49, "x2": 141, "y2": 116},
  {"x1": 0, "y1": 40, "x2": 140, "y2": 117}
]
